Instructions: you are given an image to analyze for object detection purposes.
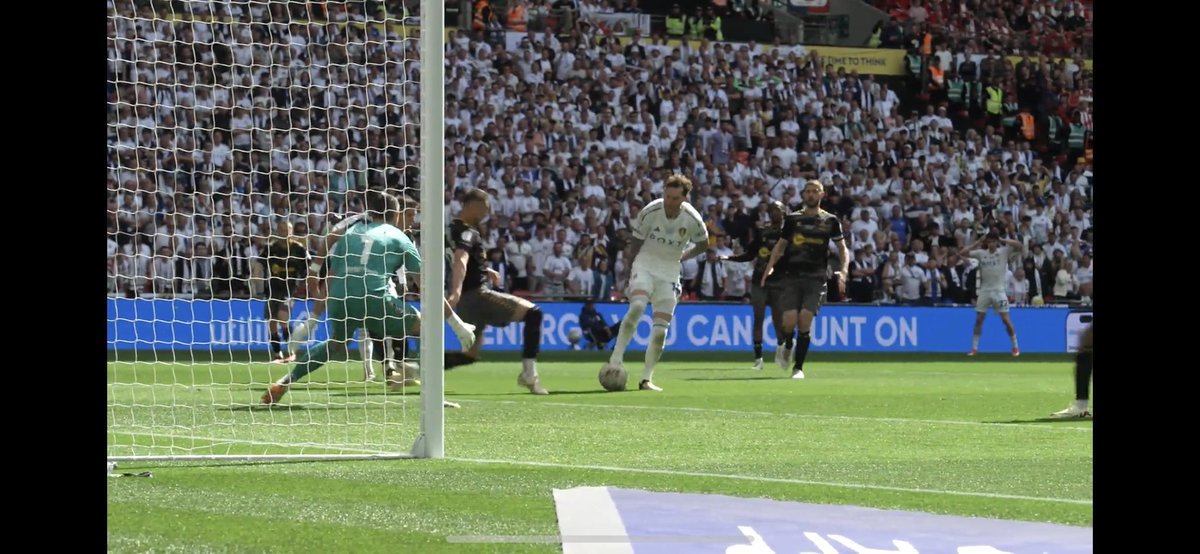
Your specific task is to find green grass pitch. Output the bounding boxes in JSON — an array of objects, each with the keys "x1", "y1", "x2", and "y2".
[{"x1": 107, "y1": 352, "x2": 1092, "y2": 552}]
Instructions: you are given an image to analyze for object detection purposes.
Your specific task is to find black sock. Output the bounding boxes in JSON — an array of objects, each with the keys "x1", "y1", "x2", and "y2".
[
  {"x1": 372, "y1": 338, "x2": 387, "y2": 361},
  {"x1": 270, "y1": 334, "x2": 281, "y2": 356},
  {"x1": 394, "y1": 338, "x2": 408, "y2": 363},
  {"x1": 784, "y1": 331, "x2": 794, "y2": 349},
  {"x1": 522, "y1": 307, "x2": 543, "y2": 360},
  {"x1": 1074, "y1": 351, "x2": 1092, "y2": 401},
  {"x1": 280, "y1": 328, "x2": 290, "y2": 352},
  {"x1": 444, "y1": 352, "x2": 476, "y2": 369},
  {"x1": 753, "y1": 341, "x2": 763, "y2": 359},
  {"x1": 794, "y1": 331, "x2": 811, "y2": 370}
]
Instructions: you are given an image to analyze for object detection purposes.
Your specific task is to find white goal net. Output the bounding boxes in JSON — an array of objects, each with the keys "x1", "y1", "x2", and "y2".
[{"x1": 107, "y1": 0, "x2": 445, "y2": 461}]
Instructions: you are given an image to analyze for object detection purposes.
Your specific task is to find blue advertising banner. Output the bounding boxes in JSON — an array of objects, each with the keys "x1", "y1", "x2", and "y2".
[{"x1": 108, "y1": 299, "x2": 1081, "y2": 353}]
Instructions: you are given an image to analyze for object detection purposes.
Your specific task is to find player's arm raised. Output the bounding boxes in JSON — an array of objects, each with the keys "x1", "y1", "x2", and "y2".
[
  {"x1": 1001, "y1": 237, "x2": 1024, "y2": 254},
  {"x1": 958, "y1": 237, "x2": 983, "y2": 259}
]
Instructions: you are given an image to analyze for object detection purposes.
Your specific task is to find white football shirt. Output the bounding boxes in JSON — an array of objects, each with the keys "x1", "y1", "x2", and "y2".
[
  {"x1": 970, "y1": 246, "x2": 1012, "y2": 292},
  {"x1": 632, "y1": 198, "x2": 708, "y2": 280}
]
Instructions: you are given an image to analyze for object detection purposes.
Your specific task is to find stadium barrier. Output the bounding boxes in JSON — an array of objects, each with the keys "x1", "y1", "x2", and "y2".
[{"x1": 108, "y1": 299, "x2": 1090, "y2": 353}]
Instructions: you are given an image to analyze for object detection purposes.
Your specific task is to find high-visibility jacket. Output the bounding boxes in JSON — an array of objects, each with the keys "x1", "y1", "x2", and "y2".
[
  {"x1": 928, "y1": 65, "x2": 944, "y2": 89},
  {"x1": 665, "y1": 16, "x2": 686, "y2": 36},
  {"x1": 507, "y1": 3, "x2": 527, "y2": 32},
  {"x1": 473, "y1": 0, "x2": 486, "y2": 29},
  {"x1": 985, "y1": 86, "x2": 1003, "y2": 114},
  {"x1": 1018, "y1": 113, "x2": 1035, "y2": 140},
  {"x1": 946, "y1": 77, "x2": 965, "y2": 103},
  {"x1": 1068, "y1": 123, "x2": 1086, "y2": 149}
]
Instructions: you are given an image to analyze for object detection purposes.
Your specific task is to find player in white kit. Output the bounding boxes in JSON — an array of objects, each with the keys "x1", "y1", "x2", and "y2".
[
  {"x1": 961, "y1": 231, "x2": 1024, "y2": 356},
  {"x1": 603, "y1": 175, "x2": 709, "y2": 391}
]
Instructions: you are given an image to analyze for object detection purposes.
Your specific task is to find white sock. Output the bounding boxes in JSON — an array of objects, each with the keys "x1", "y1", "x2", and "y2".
[
  {"x1": 360, "y1": 332, "x2": 374, "y2": 373},
  {"x1": 446, "y1": 309, "x2": 471, "y2": 337},
  {"x1": 609, "y1": 301, "x2": 645, "y2": 365},
  {"x1": 971, "y1": 335, "x2": 980, "y2": 350},
  {"x1": 522, "y1": 358, "x2": 537, "y2": 378},
  {"x1": 1010, "y1": 334, "x2": 1019, "y2": 349},
  {"x1": 288, "y1": 316, "x2": 319, "y2": 353},
  {"x1": 1074, "y1": 398, "x2": 1089, "y2": 410},
  {"x1": 643, "y1": 319, "x2": 668, "y2": 382}
]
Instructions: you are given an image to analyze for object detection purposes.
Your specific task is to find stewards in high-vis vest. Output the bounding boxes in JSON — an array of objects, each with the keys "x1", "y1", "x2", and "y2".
[
  {"x1": 1018, "y1": 110, "x2": 1035, "y2": 141},
  {"x1": 506, "y1": 0, "x2": 527, "y2": 32},
  {"x1": 985, "y1": 82, "x2": 1003, "y2": 126},
  {"x1": 665, "y1": 4, "x2": 686, "y2": 37}
]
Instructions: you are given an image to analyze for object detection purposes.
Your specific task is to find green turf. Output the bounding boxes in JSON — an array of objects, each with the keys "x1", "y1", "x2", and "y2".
[{"x1": 108, "y1": 355, "x2": 1092, "y2": 552}]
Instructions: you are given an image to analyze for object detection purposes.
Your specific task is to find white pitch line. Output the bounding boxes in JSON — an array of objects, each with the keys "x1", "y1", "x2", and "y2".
[
  {"x1": 452, "y1": 457, "x2": 1093, "y2": 506},
  {"x1": 453, "y1": 399, "x2": 1093, "y2": 432},
  {"x1": 109, "y1": 434, "x2": 1091, "y2": 505},
  {"x1": 113, "y1": 431, "x2": 389, "y2": 455}
]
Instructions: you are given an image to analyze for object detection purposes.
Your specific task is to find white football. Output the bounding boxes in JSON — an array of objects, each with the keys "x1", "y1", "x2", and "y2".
[
  {"x1": 598, "y1": 363, "x2": 628, "y2": 392},
  {"x1": 567, "y1": 328, "x2": 582, "y2": 344}
]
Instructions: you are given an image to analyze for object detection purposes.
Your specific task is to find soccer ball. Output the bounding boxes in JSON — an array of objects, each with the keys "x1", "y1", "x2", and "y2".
[
  {"x1": 598, "y1": 363, "x2": 628, "y2": 392},
  {"x1": 568, "y1": 328, "x2": 583, "y2": 345}
]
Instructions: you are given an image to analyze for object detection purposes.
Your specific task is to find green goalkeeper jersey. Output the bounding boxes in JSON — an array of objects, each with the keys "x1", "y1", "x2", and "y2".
[{"x1": 327, "y1": 221, "x2": 421, "y2": 300}]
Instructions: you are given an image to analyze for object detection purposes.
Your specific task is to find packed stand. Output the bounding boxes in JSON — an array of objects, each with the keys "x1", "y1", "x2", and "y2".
[
  {"x1": 106, "y1": 0, "x2": 1093, "y2": 309},
  {"x1": 869, "y1": 0, "x2": 1092, "y2": 58}
]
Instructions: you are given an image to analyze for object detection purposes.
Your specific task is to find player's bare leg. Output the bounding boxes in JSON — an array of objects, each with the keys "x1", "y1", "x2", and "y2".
[
  {"x1": 968, "y1": 311, "x2": 987, "y2": 356},
  {"x1": 639, "y1": 310, "x2": 671, "y2": 391},
  {"x1": 792, "y1": 309, "x2": 816, "y2": 379},
  {"x1": 998, "y1": 312, "x2": 1020, "y2": 356}
]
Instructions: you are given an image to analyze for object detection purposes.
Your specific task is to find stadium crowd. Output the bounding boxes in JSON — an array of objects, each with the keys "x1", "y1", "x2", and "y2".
[
  {"x1": 107, "y1": 0, "x2": 1093, "y2": 309},
  {"x1": 869, "y1": 0, "x2": 1092, "y2": 57}
]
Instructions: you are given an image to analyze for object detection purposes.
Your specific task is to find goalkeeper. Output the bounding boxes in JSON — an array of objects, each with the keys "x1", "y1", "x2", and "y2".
[
  {"x1": 288, "y1": 191, "x2": 477, "y2": 382},
  {"x1": 263, "y1": 190, "x2": 473, "y2": 404}
]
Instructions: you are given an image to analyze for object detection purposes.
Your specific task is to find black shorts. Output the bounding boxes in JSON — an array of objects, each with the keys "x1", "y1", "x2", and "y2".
[
  {"x1": 750, "y1": 280, "x2": 788, "y2": 314},
  {"x1": 456, "y1": 288, "x2": 526, "y2": 328},
  {"x1": 264, "y1": 297, "x2": 293, "y2": 319},
  {"x1": 777, "y1": 275, "x2": 828, "y2": 315}
]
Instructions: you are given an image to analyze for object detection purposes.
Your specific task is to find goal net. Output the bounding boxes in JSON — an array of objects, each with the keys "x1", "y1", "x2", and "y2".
[{"x1": 106, "y1": 0, "x2": 445, "y2": 461}]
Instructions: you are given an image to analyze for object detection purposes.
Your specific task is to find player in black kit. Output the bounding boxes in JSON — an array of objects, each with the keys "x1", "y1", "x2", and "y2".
[
  {"x1": 444, "y1": 188, "x2": 549, "y2": 395},
  {"x1": 722, "y1": 200, "x2": 788, "y2": 371},
  {"x1": 761, "y1": 180, "x2": 850, "y2": 379}
]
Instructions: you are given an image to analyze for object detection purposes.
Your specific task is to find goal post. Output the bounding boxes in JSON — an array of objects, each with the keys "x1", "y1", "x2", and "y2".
[
  {"x1": 107, "y1": 0, "x2": 445, "y2": 462},
  {"x1": 414, "y1": 0, "x2": 446, "y2": 459}
]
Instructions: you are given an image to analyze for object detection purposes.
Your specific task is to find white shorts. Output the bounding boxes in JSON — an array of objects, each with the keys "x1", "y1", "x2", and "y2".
[
  {"x1": 626, "y1": 268, "x2": 682, "y2": 316},
  {"x1": 975, "y1": 290, "x2": 1010, "y2": 313}
]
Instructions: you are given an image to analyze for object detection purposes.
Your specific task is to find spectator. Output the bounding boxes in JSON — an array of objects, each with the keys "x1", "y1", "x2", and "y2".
[{"x1": 107, "y1": 3, "x2": 1091, "y2": 310}]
